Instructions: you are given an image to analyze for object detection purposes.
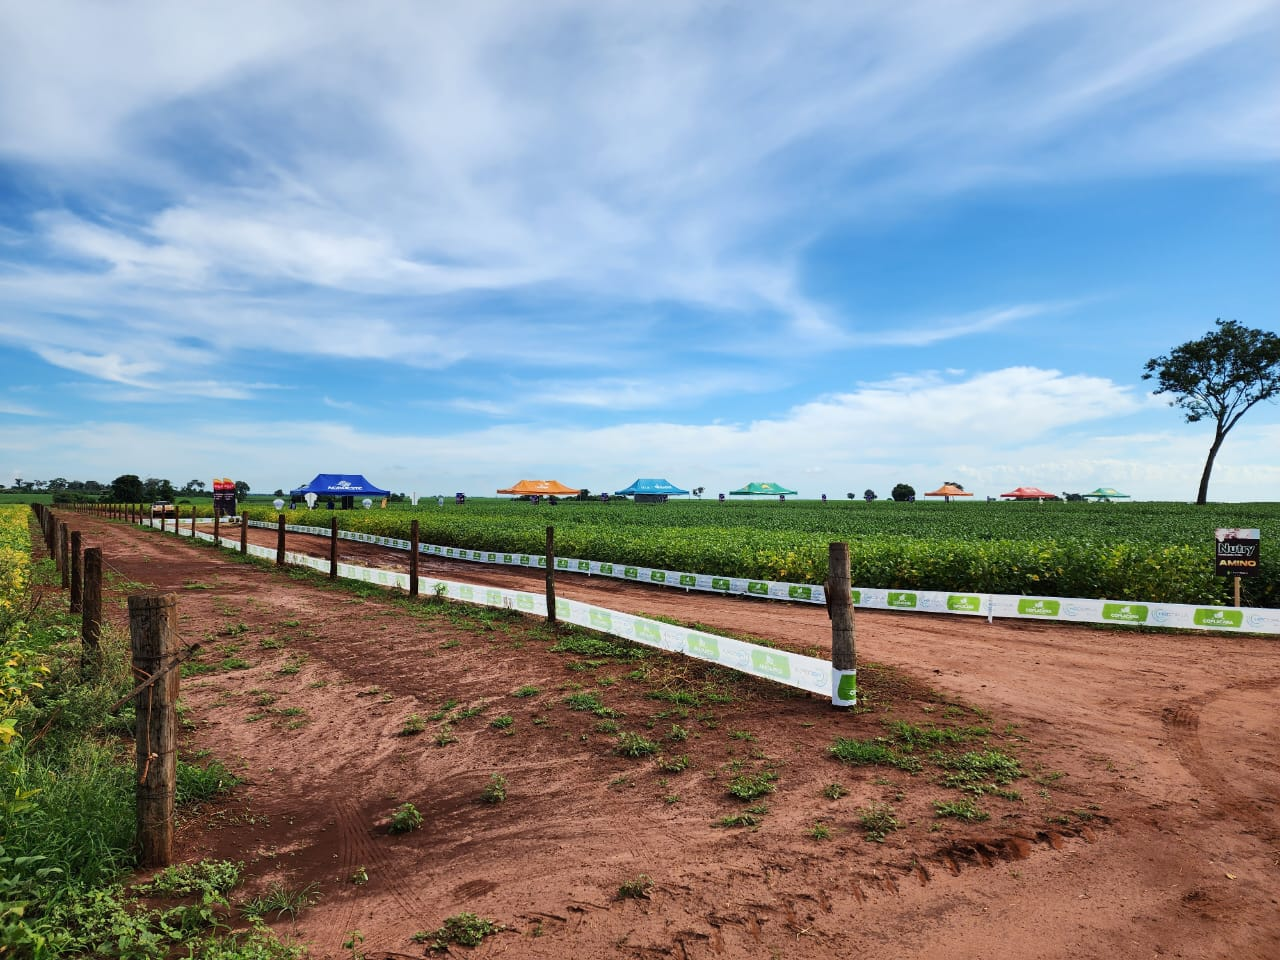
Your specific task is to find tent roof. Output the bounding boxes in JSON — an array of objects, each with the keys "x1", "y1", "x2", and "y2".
[
  {"x1": 924, "y1": 484, "x2": 973, "y2": 497},
  {"x1": 1085, "y1": 487, "x2": 1130, "y2": 499},
  {"x1": 289, "y1": 474, "x2": 389, "y2": 496},
  {"x1": 729, "y1": 481, "x2": 797, "y2": 496},
  {"x1": 496, "y1": 479, "x2": 582, "y2": 496},
  {"x1": 1000, "y1": 486, "x2": 1056, "y2": 499},
  {"x1": 614, "y1": 478, "x2": 689, "y2": 496}
]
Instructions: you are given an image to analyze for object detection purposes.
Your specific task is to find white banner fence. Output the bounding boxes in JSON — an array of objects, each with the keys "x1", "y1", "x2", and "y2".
[
  {"x1": 145, "y1": 519, "x2": 846, "y2": 702},
  {"x1": 233, "y1": 518, "x2": 1280, "y2": 636}
]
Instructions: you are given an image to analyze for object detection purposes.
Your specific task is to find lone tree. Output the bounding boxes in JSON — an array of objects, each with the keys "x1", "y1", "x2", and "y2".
[{"x1": 1144, "y1": 319, "x2": 1280, "y2": 505}]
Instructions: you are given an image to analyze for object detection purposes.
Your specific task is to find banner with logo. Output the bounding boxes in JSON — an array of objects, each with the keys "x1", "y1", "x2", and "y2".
[
  {"x1": 989, "y1": 593, "x2": 1280, "y2": 633},
  {"x1": 213, "y1": 520, "x2": 1280, "y2": 635}
]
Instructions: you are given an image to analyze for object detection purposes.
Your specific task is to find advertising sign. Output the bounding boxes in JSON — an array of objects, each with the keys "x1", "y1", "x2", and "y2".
[
  {"x1": 211, "y1": 478, "x2": 237, "y2": 517},
  {"x1": 1215, "y1": 528, "x2": 1260, "y2": 577}
]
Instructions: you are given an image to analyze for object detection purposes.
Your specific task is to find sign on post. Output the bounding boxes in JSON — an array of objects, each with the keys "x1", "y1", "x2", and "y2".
[{"x1": 1215, "y1": 528, "x2": 1260, "y2": 577}]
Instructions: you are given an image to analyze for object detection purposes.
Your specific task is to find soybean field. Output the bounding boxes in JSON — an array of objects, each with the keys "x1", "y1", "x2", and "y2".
[{"x1": 236, "y1": 498, "x2": 1280, "y2": 608}]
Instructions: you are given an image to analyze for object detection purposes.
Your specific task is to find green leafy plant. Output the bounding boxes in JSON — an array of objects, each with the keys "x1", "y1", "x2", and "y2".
[
  {"x1": 481, "y1": 774, "x2": 508, "y2": 804},
  {"x1": 512, "y1": 685, "x2": 540, "y2": 698},
  {"x1": 656, "y1": 754, "x2": 690, "y2": 773},
  {"x1": 726, "y1": 770, "x2": 777, "y2": 801},
  {"x1": 616, "y1": 874, "x2": 655, "y2": 900},
  {"x1": 858, "y1": 803, "x2": 901, "y2": 842},
  {"x1": 715, "y1": 813, "x2": 760, "y2": 828},
  {"x1": 821, "y1": 782, "x2": 847, "y2": 800},
  {"x1": 615, "y1": 732, "x2": 659, "y2": 758},
  {"x1": 388, "y1": 802, "x2": 424, "y2": 834},
  {"x1": 400, "y1": 713, "x2": 427, "y2": 735},
  {"x1": 808, "y1": 822, "x2": 832, "y2": 841},
  {"x1": 489, "y1": 714, "x2": 514, "y2": 730},
  {"x1": 413, "y1": 912, "x2": 505, "y2": 950}
]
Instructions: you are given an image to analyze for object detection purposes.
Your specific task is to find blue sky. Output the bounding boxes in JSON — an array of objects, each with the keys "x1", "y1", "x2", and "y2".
[{"x1": 1, "y1": 0, "x2": 1278, "y2": 501}]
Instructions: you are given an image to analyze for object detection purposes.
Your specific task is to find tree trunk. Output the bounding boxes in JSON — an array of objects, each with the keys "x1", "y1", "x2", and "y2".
[{"x1": 1196, "y1": 429, "x2": 1227, "y2": 505}]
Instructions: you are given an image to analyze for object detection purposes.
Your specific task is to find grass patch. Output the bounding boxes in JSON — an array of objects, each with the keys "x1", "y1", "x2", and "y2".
[
  {"x1": 412, "y1": 913, "x2": 505, "y2": 950},
  {"x1": 615, "y1": 732, "x2": 660, "y2": 758},
  {"x1": 934, "y1": 798, "x2": 990, "y2": 822},
  {"x1": 239, "y1": 881, "x2": 320, "y2": 922},
  {"x1": 726, "y1": 770, "x2": 777, "y2": 801},
  {"x1": 858, "y1": 803, "x2": 901, "y2": 842},
  {"x1": 550, "y1": 632, "x2": 650, "y2": 661},
  {"x1": 937, "y1": 749, "x2": 1023, "y2": 794},
  {"x1": 828, "y1": 737, "x2": 922, "y2": 773},
  {"x1": 715, "y1": 813, "x2": 760, "y2": 828}
]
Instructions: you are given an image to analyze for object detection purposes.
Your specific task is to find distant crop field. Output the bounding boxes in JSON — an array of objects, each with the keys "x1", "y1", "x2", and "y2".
[
  {"x1": 0, "y1": 493, "x2": 52, "y2": 505},
  {"x1": 233, "y1": 498, "x2": 1280, "y2": 607}
]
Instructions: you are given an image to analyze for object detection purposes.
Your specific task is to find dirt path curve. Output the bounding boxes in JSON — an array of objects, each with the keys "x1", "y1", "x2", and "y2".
[{"x1": 67, "y1": 515, "x2": 1280, "y2": 958}]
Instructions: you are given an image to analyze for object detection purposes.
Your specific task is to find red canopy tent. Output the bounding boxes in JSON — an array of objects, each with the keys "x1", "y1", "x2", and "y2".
[{"x1": 1000, "y1": 486, "x2": 1057, "y2": 500}]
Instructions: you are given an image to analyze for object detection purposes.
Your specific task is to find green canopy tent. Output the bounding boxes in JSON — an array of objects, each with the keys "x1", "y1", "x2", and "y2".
[
  {"x1": 729, "y1": 481, "x2": 798, "y2": 496},
  {"x1": 1084, "y1": 487, "x2": 1131, "y2": 501}
]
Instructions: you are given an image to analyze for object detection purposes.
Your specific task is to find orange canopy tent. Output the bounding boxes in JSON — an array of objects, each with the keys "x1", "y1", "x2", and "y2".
[
  {"x1": 924, "y1": 483, "x2": 973, "y2": 502},
  {"x1": 1000, "y1": 486, "x2": 1056, "y2": 500},
  {"x1": 496, "y1": 479, "x2": 582, "y2": 496}
]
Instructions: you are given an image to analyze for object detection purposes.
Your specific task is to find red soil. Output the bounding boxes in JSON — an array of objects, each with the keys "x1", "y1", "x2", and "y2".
[{"x1": 57, "y1": 514, "x2": 1280, "y2": 958}]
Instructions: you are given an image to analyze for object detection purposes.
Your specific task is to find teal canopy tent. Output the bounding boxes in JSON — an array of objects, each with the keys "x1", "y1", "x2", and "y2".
[
  {"x1": 730, "y1": 482, "x2": 797, "y2": 496},
  {"x1": 614, "y1": 478, "x2": 689, "y2": 503},
  {"x1": 1085, "y1": 487, "x2": 1131, "y2": 501}
]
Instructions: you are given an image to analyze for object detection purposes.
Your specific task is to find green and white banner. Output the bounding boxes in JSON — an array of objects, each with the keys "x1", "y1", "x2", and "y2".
[
  {"x1": 173, "y1": 521, "x2": 1280, "y2": 636},
  {"x1": 258, "y1": 521, "x2": 829, "y2": 606},
  {"x1": 990, "y1": 594, "x2": 1280, "y2": 633},
  {"x1": 172, "y1": 520, "x2": 839, "y2": 699}
]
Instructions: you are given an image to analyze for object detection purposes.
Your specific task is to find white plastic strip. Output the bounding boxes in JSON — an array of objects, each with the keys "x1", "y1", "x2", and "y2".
[
  {"x1": 151, "y1": 518, "x2": 839, "y2": 698},
  {"x1": 252, "y1": 520, "x2": 827, "y2": 605},
  {"x1": 180, "y1": 520, "x2": 1280, "y2": 635}
]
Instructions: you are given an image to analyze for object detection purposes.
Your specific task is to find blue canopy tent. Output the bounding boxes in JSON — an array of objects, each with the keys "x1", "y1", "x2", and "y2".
[
  {"x1": 614, "y1": 478, "x2": 689, "y2": 503},
  {"x1": 290, "y1": 473, "x2": 390, "y2": 509}
]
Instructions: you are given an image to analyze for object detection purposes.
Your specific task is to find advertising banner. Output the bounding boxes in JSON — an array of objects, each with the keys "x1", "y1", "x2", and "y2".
[
  {"x1": 212, "y1": 478, "x2": 237, "y2": 518},
  {"x1": 229, "y1": 519, "x2": 1280, "y2": 636},
  {"x1": 1215, "y1": 528, "x2": 1260, "y2": 577}
]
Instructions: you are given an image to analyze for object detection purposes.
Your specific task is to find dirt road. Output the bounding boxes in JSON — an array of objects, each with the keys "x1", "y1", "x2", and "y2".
[{"x1": 59, "y1": 514, "x2": 1280, "y2": 958}]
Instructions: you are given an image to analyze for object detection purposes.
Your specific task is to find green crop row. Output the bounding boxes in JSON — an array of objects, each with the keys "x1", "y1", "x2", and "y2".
[{"x1": 232, "y1": 499, "x2": 1279, "y2": 608}]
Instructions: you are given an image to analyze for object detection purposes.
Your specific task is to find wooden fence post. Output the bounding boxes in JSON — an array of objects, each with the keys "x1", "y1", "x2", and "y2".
[
  {"x1": 276, "y1": 514, "x2": 286, "y2": 566},
  {"x1": 213, "y1": 511, "x2": 219, "y2": 544},
  {"x1": 827, "y1": 541, "x2": 856, "y2": 708},
  {"x1": 70, "y1": 531, "x2": 83, "y2": 614},
  {"x1": 239, "y1": 514, "x2": 248, "y2": 555},
  {"x1": 190, "y1": 505, "x2": 196, "y2": 539},
  {"x1": 58, "y1": 521, "x2": 70, "y2": 587},
  {"x1": 409, "y1": 519, "x2": 420, "y2": 598},
  {"x1": 329, "y1": 517, "x2": 338, "y2": 579},
  {"x1": 82, "y1": 547, "x2": 102, "y2": 672},
  {"x1": 130, "y1": 593, "x2": 179, "y2": 867},
  {"x1": 546, "y1": 526, "x2": 557, "y2": 630}
]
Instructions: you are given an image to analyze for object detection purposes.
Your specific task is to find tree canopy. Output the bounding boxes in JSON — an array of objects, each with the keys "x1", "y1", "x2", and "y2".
[{"x1": 1143, "y1": 319, "x2": 1280, "y2": 504}]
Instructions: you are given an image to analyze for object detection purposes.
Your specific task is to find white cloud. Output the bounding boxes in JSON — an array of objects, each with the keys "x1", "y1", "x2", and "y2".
[{"x1": 1, "y1": 0, "x2": 1273, "y2": 368}]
